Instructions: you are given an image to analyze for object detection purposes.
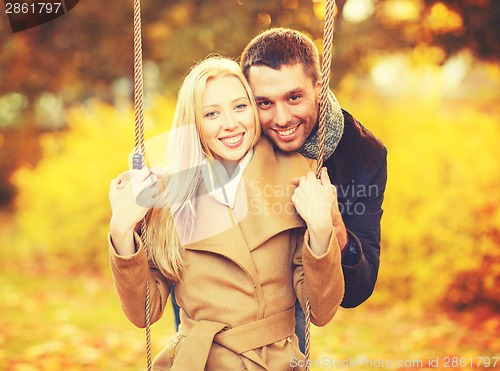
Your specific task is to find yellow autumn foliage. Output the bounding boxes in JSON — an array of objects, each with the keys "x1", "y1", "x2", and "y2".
[
  {"x1": 11, "y1": 91, "x2": 500, "y2": 309},
  {"x1": 338, "y1": 91, "x2": 500, "y2": 309},
  {"x1": 12, "y1": 98, "x2": 175, "y2": 270}
]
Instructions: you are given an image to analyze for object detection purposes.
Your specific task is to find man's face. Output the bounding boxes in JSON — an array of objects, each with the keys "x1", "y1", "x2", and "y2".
[{"x1": 247, "y1": 63, "x2": 320, "y2": 152}]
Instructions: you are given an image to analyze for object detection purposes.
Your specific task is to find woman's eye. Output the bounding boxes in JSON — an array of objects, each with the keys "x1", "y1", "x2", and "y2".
[
  {"x1": 235, "y1": 103, "x2": 247, "y2": 110},
  {"x1": 204, "y1": 111, "x2": 218, "y2": 118}
]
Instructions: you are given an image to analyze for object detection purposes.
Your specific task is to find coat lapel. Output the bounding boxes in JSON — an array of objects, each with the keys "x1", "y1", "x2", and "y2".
[
  {"x1": 183, "y1": 138, "x2": 314, "y2": 283},
  {"x1": 239, "y1": 138, "x2": 313, "y2": 251}
]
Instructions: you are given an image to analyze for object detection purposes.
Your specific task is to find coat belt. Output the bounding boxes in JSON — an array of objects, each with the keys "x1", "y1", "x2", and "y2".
[{"x1": 171, "y1": 307, "x2": 296, "y2": 371}]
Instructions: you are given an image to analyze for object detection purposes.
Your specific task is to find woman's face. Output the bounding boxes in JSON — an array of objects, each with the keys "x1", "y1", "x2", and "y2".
[{"x1": 200, "y1": 76, "x2": 256, "y2": 165}]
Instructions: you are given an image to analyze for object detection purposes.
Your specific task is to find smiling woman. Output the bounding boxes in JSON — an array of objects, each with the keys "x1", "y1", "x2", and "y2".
[{"x1": 201, "y1": 76, "x2": 257, "y2": 175}]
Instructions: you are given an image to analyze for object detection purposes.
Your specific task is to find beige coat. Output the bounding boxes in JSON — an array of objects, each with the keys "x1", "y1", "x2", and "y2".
[{"x1": 109, "y1": 138, "x2": 344, "y2": 370}]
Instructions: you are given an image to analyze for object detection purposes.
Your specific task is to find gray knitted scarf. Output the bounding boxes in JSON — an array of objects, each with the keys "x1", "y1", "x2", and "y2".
[{"x1": 298, "y1": 90, "x2": 344, "y2": 160}]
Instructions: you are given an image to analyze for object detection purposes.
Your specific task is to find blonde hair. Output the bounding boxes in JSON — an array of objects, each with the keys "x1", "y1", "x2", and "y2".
[{"x1": 145, "y1": 56, "x2": 260, "y2": 282}]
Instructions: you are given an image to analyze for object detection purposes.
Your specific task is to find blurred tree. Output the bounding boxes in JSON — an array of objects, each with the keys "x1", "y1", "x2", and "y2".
[
  {"x1": 0, "y1": 0, "x2": 323, "y2": 205},
  {"x1": 332, "y1": 0, "x2": 499, "y2": 84},
  {"x1": 1, "y1": 0, "x2": 498, "y2": 105},
  {"x1": 11, "y1": 99, "x2": 175, "y2": 270},
  {"x1": 422, "y1": 0, "x2": 499, "y2": 60},
  {"x1": 1, "y1": 0, "x2": 499, "y2": 206},
  {"x1": 336, "y1": 89, "x2": 500, "y2": 311},
  {"x1": 0, "y1": 0, "x2": 137, "y2": 205}
]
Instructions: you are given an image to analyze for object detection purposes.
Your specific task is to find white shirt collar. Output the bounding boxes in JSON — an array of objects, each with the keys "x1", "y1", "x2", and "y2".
[{"x1": 202, "y1": 149, "x2": 253, "y2": 208}]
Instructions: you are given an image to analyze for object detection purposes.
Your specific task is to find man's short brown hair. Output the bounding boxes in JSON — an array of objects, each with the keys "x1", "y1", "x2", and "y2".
[{"x1": 240, "y1": 27, "x2": 320, "y2": 84}]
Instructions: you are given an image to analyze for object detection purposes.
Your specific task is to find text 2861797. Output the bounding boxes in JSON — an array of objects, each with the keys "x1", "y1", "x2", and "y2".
[{"x1": 5, "y1": 2, "x2": 63, "y2": 14}]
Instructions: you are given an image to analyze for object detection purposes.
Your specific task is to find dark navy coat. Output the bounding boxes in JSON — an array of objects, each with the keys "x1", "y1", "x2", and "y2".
[{"x1": 325, "y1": 110, "x2": 388, "y2": 308}]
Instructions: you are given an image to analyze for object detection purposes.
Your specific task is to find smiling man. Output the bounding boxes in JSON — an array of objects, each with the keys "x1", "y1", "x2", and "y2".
[
  {"x1": 240, "y1": 27, "x2": 388, "y2": 352},
  {"x1": 248, "y1": 62, "x2": 320, "y2": 152}
]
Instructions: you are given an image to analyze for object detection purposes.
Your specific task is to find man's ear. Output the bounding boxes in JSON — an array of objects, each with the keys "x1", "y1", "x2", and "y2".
[{"x1": 315, "y1": 81, "x2": 322, "y2": 101}]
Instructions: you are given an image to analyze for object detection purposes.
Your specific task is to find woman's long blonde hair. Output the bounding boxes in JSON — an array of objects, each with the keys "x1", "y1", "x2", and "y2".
[{"x1": 145, "y1": 56, "x2": 260, "y2": 282}]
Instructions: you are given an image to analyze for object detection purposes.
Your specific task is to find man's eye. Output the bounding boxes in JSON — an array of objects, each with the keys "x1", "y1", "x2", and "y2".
[
  {"x1": 289, "y1": 95, "x2": 301, "y2": 102},
  {"x1": 257, "y1": 101, "x2": 272, "y2": 108}
]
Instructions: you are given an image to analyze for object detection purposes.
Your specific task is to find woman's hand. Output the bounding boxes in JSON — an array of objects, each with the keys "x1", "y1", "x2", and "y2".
[
  {"x1": 108, "y1": 166, "x2": 165, "y2": 255},
  {"x1": 292, "y1": 168, "x2": 335, "y2": 255}
]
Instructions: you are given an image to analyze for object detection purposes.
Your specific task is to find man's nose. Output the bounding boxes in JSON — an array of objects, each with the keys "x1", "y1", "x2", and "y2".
[{"x1": 274, "y1": 103, "x2": 292, "y2": 127}]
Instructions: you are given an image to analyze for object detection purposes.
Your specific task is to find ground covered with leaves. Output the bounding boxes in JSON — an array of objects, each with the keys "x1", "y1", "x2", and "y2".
[{"x1": 1, "y1": 263, "x2": 498, "y2": 371}]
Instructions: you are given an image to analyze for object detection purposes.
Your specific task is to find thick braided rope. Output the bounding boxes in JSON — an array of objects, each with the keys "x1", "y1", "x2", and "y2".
[
  {"x1": 306, "y1": 1, "x2": 336, "y2": 371},
  {"x1": 133, "y1": 0, "x2": 152, "y2": 370},
  {"x1": 133, "y1": 0, "x2": 146, "y2": 159},
  {"x1": 315, "y1": 0, "x2": 336, "y2": 178}
]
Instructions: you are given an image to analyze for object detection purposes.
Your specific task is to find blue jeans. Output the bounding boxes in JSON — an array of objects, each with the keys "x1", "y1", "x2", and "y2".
[
  {"x1": 294, "y1": 300, "x2": 306, "y2": 353},
  {"x1": 170, "y1": 287, "x2": 306, "y2": 353}
]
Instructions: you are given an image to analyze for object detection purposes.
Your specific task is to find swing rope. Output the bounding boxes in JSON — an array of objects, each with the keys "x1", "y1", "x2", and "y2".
[
  {"x1": 131, "y1": 1, "x2": 336, "y2": 370},
  {"x1": 133, "y1": 0, "x2": 145, "y2": 164},
  {"x1": 305, "y1": 1, "x2": 337, "y2": 370},
  {"x1": 316, "y1": 0, "x2": 336, "y2": 179},
  {"x1": 132, "y1": 0, "x2": 153, "y2": 370}
]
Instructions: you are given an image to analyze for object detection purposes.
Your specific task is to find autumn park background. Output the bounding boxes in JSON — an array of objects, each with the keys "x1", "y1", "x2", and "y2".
[{"x1": 0, "y1": 0, "x2": 499, "y2": 370}]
